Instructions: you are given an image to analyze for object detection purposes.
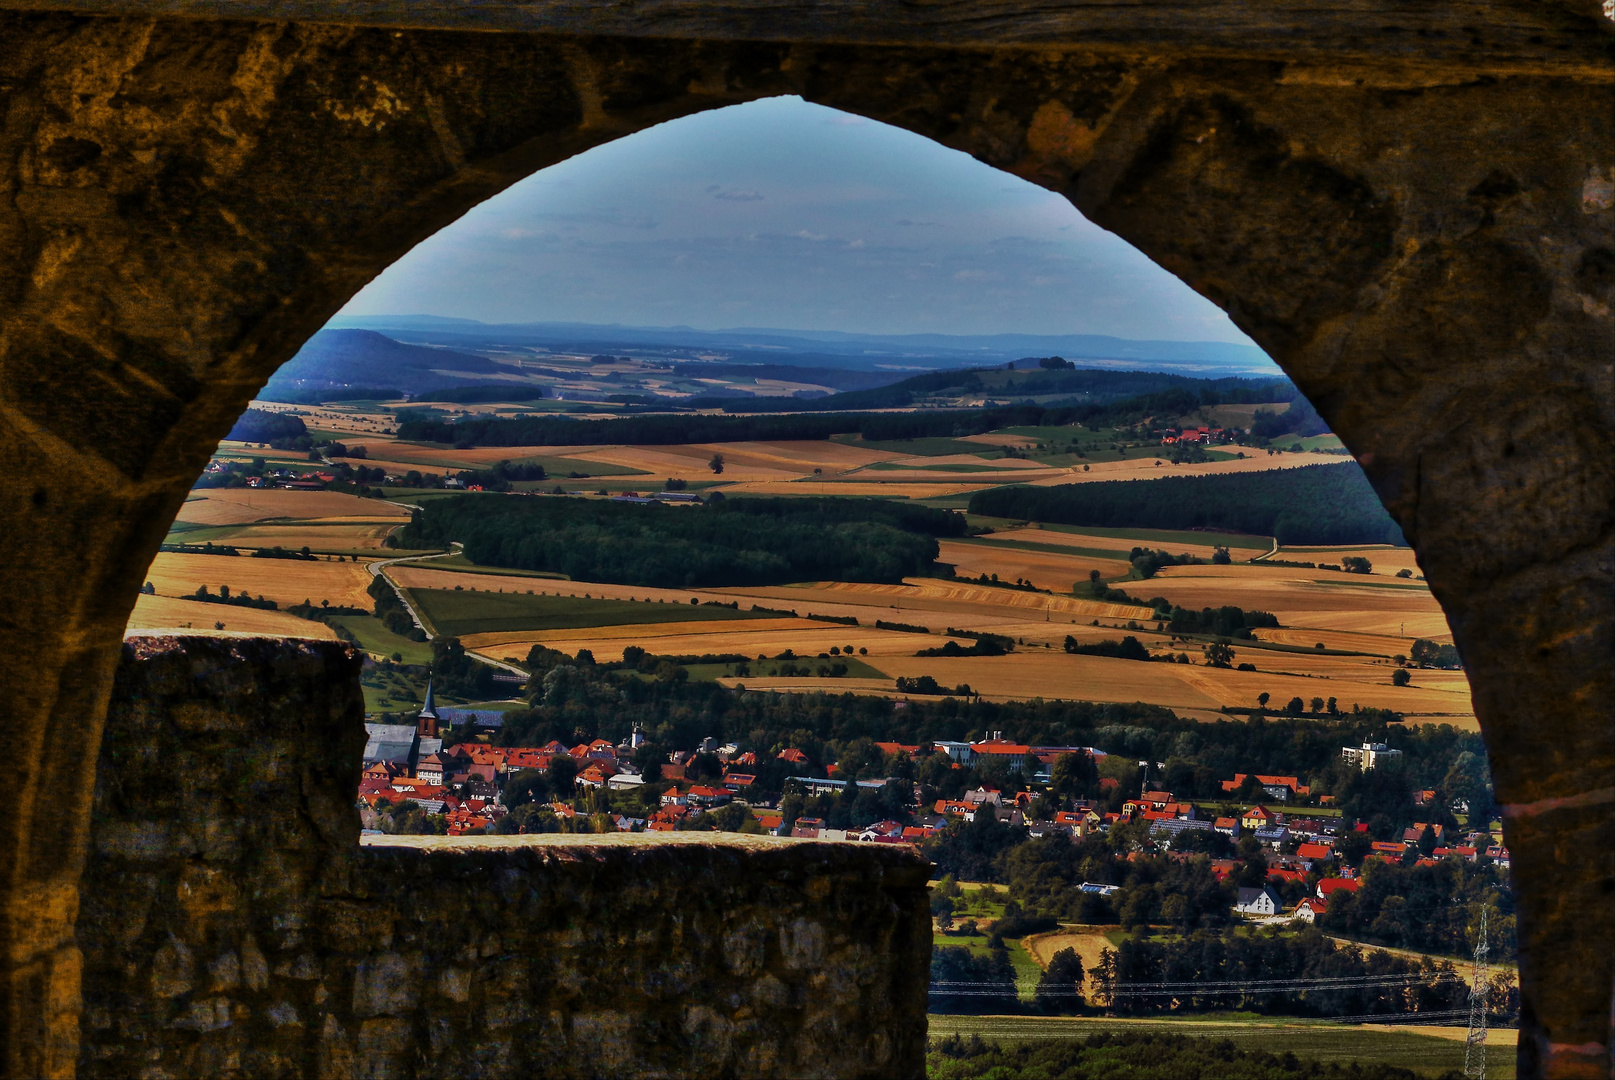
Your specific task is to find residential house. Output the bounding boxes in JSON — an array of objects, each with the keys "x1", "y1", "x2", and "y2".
[
  {"x1": 1235, "y1": 886, "x2": 1282, "y2": 916},
  {"x1": 1295, "y1": 842, "x2": 1333, "y2": 869},
  {"x1": 722, "y1": 773, "x2": 756, "y2": 793},
  {"x1": 416, "y1": 754, "x2": 445, "y2": 786},
  {"x1": 1240, "y1": 805, "x2": 1275, "y2": 832},
  {"x1": 777, "y1": 748, "x2": 810, "y2": 766},
  {"x1": 1253, "y1": 825, "x2": 1290, "y2": 849},
  {"x1": 1221, "y1": 774, "x2": 1311, "y2": 802},
  {"x1": 687, "y1": 785, "x2": 733, "y2": 809},
  {"x1": 660, "y1": 787, "x2": 687, "y2": 808},
  {"x1": 1292, "y1": 898, "x2": 1330, "y2": 923},
  {"x1": 1213, "y1": 816, "x2": 1241, "y2": 838},
  {"x1": 1317, "y1": 877, "x2": 1361, "y2": 902}
]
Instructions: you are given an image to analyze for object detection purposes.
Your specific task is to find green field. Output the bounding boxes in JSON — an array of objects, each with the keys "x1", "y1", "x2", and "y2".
[
  {"x1": 924, "y1": 1014, "x2": 1504, "y2": 1078},
  {"x1": 407, "y1": 588, "x2": 773, "y2": 638},
  {"x1": 327, "y1": 614, "x2": 436, "y2": 666},
  {"x1": 747, "y1": 654, "x2": 889, "y2": 680}
]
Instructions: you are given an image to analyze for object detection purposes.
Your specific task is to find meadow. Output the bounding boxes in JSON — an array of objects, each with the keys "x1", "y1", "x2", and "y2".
[{"x1": 925, "y1": 1015, "x2": 1513, "y2": 1079}]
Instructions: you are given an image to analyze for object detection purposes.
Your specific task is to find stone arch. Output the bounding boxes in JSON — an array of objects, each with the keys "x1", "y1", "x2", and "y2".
[{"x1": 0, "y1": 11, "x2": 1609, "y2": 1077}]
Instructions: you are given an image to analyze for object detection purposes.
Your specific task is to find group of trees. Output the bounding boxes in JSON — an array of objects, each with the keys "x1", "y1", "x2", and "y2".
[
  {"x1": 1320, "y1": 858, "x2": 1515, "y2": 957},
  {"x1": 367, "y1": 575, "x2": 427, "y2": 642},
  {"x1": 224, "y1": 408, "x2": 310, "y2": 450},
  {"x1": 1095, "y1": 925, "x2": 1470, "y2": 1020},
  {"x1": 394, "y1": 496, "x2": 966, "y2": 588},
  {"x1": 1166, "y1": 605, "x2": 1282, "y2": 639},
  {"x1": 928, "y1": 1031, "x2": 1423, "y2": 1080},
  {"x1": 970, "y1": 463, "x2": 1408, "y2": 547}
]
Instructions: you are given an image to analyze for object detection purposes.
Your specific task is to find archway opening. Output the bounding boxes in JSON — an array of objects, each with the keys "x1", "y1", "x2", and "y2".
[{"x1": 121, "y1": 95, "x2": 1508, "y2": 1049}]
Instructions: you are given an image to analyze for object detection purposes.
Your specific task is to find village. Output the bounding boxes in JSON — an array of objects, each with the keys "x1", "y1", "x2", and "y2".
[{"x1": 359, "y1": 687, "x2": 1506, "y2": 928}]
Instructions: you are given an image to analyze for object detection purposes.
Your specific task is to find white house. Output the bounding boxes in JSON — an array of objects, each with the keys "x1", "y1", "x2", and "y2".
[
  {"x1": 1236, "y1": 886, "x2": 1282, "y2": 916},
  {"x1": 1291, "y1": 898, "x2": 1329, "y2": 923}
]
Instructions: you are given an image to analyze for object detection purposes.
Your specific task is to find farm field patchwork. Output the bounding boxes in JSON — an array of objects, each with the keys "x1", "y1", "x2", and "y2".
[
  {"x1": 125, "y1": 593, "x2": 338, "y2": 639},
  {"x1": 172, "y1": 488, "x2": 413, "y2": 527},
  {"x1": 406, "y1": 587, "x2": 774, "y2": 638},
  {"x1": 141, "y1": 550, "x2": 377, "y2": 609},
  {"x1": 937, "y1": 538, "x2": 1131, "y2": 591}
]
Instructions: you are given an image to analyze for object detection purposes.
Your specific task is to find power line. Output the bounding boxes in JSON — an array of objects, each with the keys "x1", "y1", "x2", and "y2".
[{"x1": 1465, "y1": 908, "x2": 1490, "y2": 1079}]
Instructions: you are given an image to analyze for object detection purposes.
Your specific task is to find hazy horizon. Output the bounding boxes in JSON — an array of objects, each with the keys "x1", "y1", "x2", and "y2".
[{"x1": 338, "y1": 97, "x2": 1262, "y2": 348}]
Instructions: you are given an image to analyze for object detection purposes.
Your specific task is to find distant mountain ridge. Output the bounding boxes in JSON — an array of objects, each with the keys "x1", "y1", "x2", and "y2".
[
  {"x1": 263, "y1": 329, "x2": 511, "y2": 397},
  {"x1": 326, "y1": 315, "x2": 1278, "y2": 377}
]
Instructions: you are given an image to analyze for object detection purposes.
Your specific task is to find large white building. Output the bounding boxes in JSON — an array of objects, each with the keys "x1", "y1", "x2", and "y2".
[{"x1": 1341, "y1": 742, "x2": 1404, "y2": 770}]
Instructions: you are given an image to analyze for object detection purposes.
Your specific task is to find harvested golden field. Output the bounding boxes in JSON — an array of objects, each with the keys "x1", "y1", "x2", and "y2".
[
  {"x1": 871, "y1": 650, "x2": 1473, "y2": 716},
  {"x1": 174, "y1": 488, "x2": 413, "y2": 526},
  {"x1": 1022, "y1": 448, "x2": 1322, "y2": 486},
  {"x1": 938, "y1": 538, "x2": 1130, "y2": 592},
  {"x1": 846, "y1": 466, "x2": 1070, "y2": 484},
  {"x1": 984, "y1": 526, "x2": 1264, "y2": 562},
  {"x1": 1022, "y1": 929, "x2": 1116, "y2": 974},
  {"x1": 464, "y1": 619, "x2": 928, "y2": 666},
  {"x1": 567, "y1": 444, "x2": 802, "y2": 481},
  {"x1": 125, "y1": 593, "x2": 339, "y2": 639},
  {"x1": 142, "y1": 551, "x2": 377, "y2": 608},
  {"x1": 222, "y1": 521, "x2": 404, "y2": 550},
  {"x1": 795, "y1": 578, "x2": 1157, "y2": 622},
  {"x1": 1142, "y1": 565, "x2": 1441, "y2": 621},
  {"x1": 1272, "y1": 544, "x2": 1424, "y2": 577}
]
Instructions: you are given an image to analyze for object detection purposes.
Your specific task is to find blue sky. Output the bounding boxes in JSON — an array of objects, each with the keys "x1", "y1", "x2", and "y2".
[{"x1": 340, "y1": 96, "x2": 1256, "y2": 345}]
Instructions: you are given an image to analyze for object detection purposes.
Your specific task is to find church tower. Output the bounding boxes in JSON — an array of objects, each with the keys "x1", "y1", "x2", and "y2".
[{"x1": 417, "y1": 677, "x2": 440, "y2": 738}]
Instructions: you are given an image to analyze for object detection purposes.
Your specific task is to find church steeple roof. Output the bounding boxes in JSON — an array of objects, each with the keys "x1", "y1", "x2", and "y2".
[{"x1": 421, "y1": 677, "x2": 438, "y2": 718}]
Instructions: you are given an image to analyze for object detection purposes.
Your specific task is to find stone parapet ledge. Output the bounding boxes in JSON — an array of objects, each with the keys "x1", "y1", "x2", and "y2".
[{"x1": 76, "y1": 636, "x2": 930, "y2": 1078}]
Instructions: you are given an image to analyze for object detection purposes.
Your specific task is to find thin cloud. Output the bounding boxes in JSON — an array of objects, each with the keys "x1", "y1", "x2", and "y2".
[{"x1": 707, "y1": 185, "x2": 765, "y2": 202}]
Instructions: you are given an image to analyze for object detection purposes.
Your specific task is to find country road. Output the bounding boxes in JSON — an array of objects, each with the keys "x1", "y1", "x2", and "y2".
[{"x1": 365, "y1": 545, "x2": 528, "y2": 678}]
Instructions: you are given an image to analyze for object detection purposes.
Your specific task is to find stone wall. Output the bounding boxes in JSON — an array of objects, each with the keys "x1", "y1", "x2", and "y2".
[{"x1": 77, "y1": 636, "x2": 931, "y2": 1079}]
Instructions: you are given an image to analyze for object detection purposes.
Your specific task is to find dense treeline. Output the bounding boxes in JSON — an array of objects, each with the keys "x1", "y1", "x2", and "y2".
[
  {"x1": 224, "y1": 409, "x2": 308, "y2": 447},
  {"x1": 487, "y1": 642, "x2": 1477, "y2": 811},
  {"x1": 413, "y1": 385, "x2": 546, "y2": 403},
  {"x1": 395, "y1": 496, "x2": 964, "y2": 588},
  {"x1": 1321, "y1": 859, "x2": 1516, "y2": 958},
  {"x1": 970, "y1": 463, "x2": 1407, "y2": 546},
  {"x1": 928, "y1": 1031, "x2": 1422, "y2": 1080},
  {"x1": 1096, "y1": 926, "x2": 1469, "y2": 1019},
  {"x1": 1252, "y1": 394, "x2": 1330, "y2": 440},
  {"x1": 260, "y1": 386, "x2": 403, "y2": 405},
  {"x1": 696, "y1": 365, "x2": 1296, "y2": 415},
  {"x1": 1168, "y1": 605, "x2": 1282, "y2": 639},
  {"x1": 395, "y1": 385, "x2": 1294, "y2": 447}
]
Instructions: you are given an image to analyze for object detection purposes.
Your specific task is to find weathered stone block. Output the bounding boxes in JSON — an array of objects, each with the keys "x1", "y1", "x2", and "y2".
[{"x1": 78, "y1": 636, "x2": 931, "y2": 1078}]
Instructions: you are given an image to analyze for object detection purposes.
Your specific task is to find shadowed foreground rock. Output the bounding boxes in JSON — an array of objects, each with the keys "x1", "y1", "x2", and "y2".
[{"x1": 76, "y1": 636, "x2": 931, "y2": 1079}]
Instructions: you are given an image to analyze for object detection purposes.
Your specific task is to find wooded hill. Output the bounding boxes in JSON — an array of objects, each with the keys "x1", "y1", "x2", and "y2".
[
  {"x1": 395, "y1": 496, "x2": 967, "y2": 588},
  {"x1": 690, "y1": 365, "x2": 1296, "y2": 414},
  {"x1": 396, "y1": 384, "x2": 1291, "y2": 448},
  {"x1": 969, "y1": 463, "x2": 1406, "y2": 546}
]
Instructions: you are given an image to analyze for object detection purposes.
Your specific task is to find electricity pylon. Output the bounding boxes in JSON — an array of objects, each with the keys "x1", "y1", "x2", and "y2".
[{"x1": 1464, "y1": 907, "x2": 1490, "y2": 1079}]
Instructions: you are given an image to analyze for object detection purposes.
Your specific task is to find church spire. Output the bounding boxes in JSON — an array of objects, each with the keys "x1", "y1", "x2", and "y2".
[{"x1": 417, "y1": 677, "x2": 439, "y2": 738}]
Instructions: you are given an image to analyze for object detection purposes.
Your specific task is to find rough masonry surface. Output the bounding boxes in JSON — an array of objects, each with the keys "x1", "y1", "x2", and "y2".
[
  {"x1": 0, "y1": 5, "x2": 1607, "y2": 1077},
  {"x1": 77, "y1": 636, "x2": 931, "y2": 1079}
]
